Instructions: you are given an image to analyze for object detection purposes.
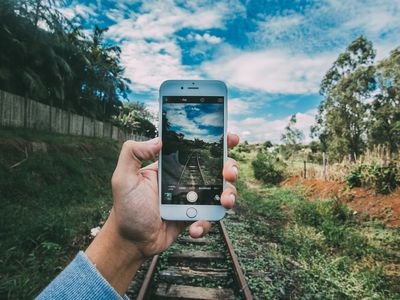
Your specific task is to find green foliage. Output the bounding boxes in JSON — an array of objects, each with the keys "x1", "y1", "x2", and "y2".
[
  {"x1": 0, "y1": 129, "x2": 119, "y2": 299},
  {"x1": 263, "y1": 140, "x2": 273, "y2": 150},
  {"x1": 314, "y1": 36, "x2": 400, "y2": 161},
  {"x1": 232, "y1": 174, "x2": 400, "y2": 299},
  {"x1": 346, "y1": 162, "x2": 399, "y2": 194},
  {"x1": 346, "y1": 169, "x2": 362, "y2": 188},
  {"x1": 0, "y1": 1, "x2": 130, "y2": 120},
  {"x1": 252, "y1": 151, "x2": 286, "y2": 184},
  {"x1": 280, "y1": 114, "x2": 304, "y2": 159},
  {"x1": 314, "y1": 36, "x2": 376, "y2": 161},
  {"x1": 228, "y1": 149, "x2": 245, "y2": 161},
  {"x1": 369, "y1": 47, "x2": 400, "y2": 154},
  {"x1": 112, "y1": 102, "x2": 157, "y2": 137},
  {"x1": 236, "y1": 143, "x2": 251, "y2": 153}
]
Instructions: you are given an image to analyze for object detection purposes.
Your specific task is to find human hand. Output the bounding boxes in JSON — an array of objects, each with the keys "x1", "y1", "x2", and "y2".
[
  {"x1": 85, "y1": 133, "x2": 239, "y2": 294},
  {"x1": 111, "y1": 133, "x2": 239, "y2": 256}
]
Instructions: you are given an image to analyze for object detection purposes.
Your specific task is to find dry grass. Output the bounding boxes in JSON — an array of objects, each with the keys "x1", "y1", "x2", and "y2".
[{"x1": 288, "y1": 145, "x2": 399, "y2": 182}]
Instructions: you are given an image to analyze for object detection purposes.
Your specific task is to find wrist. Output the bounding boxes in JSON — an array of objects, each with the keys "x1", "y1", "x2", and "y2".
[{"x1": 85, "y1": 209, "x2": 145, "y2": 295}]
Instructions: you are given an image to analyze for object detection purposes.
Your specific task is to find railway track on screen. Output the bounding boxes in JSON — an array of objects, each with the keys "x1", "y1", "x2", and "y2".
[
  {"x1": 178, "y1": 152, "x2": 206, "y2": 186},
  {"x1": 136, "y1": 221, "x2": 253, "y2": 300}
]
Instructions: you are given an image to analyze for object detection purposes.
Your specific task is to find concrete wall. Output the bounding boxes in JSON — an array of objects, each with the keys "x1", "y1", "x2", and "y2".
[{"x1": 0, "y1": 90, "x2": 149, "y2": 141}]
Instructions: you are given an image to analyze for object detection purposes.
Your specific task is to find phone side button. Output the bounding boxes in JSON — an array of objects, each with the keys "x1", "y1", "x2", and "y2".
[{"x1": 186, "y1": 207, "x2": 197, "y2": 218}]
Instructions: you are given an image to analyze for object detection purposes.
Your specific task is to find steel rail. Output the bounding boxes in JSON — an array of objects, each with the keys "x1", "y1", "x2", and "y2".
[
  {"x1": 136, "y1": 254, "x2": 159, "y2": 300},
  {"x1": 136, "y1": 221, "x2": 253, "y2": 300},
  {"x1": 177, "y1": 152, "x2": 193, "y2": 185},
  {"x1": 195, "y1": 153, "x2": 206, "y2": 185},
  {"x1": 218, "y1": 220, "x2": 253, "y2": 300}
]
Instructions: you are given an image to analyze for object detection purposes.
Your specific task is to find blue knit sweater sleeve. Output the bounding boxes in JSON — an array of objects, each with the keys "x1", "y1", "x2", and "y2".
[{"x1": 36, "y1": 251, "x2": 129, "y2": 300}]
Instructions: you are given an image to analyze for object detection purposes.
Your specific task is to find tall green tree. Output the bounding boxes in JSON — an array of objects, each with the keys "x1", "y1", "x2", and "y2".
[
  {"x1": 280, "y1": 114, "x2": 304, "y2": 159},
  {"x1": 313, "y1": 36, "x2": 376, "y2": 161},
  {"x1": 368, "y1": 47, "x2": 400, "y2": 155},
  {"x1": 0, "y1": 0, "x2": 130, "y2": 121}
]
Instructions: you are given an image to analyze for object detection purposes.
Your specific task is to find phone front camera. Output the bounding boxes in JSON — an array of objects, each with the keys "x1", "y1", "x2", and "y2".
[{"x1": 181, "y1": 87, "x2": 184, "y2": 90}]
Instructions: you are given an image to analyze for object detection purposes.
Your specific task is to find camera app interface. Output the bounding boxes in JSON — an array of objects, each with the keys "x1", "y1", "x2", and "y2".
[{"x1": 161, "y1": 96, "x2": 224, "y2": 205}]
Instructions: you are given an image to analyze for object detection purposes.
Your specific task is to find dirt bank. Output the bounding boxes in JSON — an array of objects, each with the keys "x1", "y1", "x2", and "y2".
[{"x1": 282, "y1": 176, "x2": 400, "y2": 226}]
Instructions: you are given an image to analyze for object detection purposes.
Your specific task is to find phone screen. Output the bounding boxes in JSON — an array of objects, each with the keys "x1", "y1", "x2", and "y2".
[{"x1": 161, "y1": 96, "x2": 224, "y2": 205}]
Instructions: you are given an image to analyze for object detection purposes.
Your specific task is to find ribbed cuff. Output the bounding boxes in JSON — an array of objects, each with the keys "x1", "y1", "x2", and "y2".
[{"x1": 36, "y1": 251, "x2": 130, "y2": 300}]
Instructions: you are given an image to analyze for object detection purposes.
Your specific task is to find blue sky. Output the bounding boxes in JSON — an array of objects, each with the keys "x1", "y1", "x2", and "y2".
[
  {"x1": 163, "y1": 103, "x2": 224, "y2": 142},
  {"x1": 58, "y1": 0, "x2": 400, "y2": 143}
]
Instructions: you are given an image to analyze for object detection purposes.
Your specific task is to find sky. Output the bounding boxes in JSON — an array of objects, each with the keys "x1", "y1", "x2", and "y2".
[
  {"x1": 58, "y1": 0, "x2": 400, "y2": 143},
  {"x1": 163, "y1": 103, "x2": 224, "y2": 143}
]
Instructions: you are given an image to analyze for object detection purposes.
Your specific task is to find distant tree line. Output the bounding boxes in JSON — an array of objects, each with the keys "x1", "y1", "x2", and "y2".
[
  {"x1": 312, "y1": 36, "x2": 400, "y2": 161},
  {"x1": 0, "y1": 0, "x2": 130, "y2": 121}
]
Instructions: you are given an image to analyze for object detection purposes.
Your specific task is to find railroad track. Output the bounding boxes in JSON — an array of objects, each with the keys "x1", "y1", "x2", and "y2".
[
  {"x1": 136, "y1": 220, "x2": 253, "y2": 300},
  {"x1": 178, "y1": 152, "x2": 206, "y2": 186}
]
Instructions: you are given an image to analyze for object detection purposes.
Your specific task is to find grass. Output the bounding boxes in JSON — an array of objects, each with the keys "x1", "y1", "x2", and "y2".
[
  {"x1": 226, "y1": 149, "x2": 400, "y2": 299},
  {"x1": 0, "y1": 128, "x2": 120, "y2": 299}
]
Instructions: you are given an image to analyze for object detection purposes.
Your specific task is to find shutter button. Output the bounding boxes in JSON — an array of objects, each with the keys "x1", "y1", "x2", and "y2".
[{"x1": 186, "y1": 191, "x2": 198, "y2": 203}]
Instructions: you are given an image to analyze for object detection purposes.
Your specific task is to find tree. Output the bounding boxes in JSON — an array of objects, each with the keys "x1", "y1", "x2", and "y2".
[
  {"x1": 0, "y1": 0, "x2": 130, "y2": 121},
  {"x1": 263, "y1": 140, "x2": 273, "y2": 150},
  {"x1": 368, "y1": 47, "x2": 400, "y2": 155},
  {"x1": 313, "y1": 36, "x2": 376, "y2": 161},
  {"x1": 113, "y1": 102, "x2": 157, "y2": 138},
  {"x1": 280, "y1": 114, "x2": 304, "y2": 159}
]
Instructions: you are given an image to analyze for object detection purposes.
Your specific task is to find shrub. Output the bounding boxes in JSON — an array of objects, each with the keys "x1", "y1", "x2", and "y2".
[
  {"x1": 252, "y1": 152, "x2": 286, "y2": 184},
  {"x1": 346, "y1": 162, "x2": 399, "y2": 194},
  {"x1": 229, "y1": 150, "x2": 245, "y2": 161},
  {"x1": 346, "y1": 168, "x2": 362, "y2": 188}
]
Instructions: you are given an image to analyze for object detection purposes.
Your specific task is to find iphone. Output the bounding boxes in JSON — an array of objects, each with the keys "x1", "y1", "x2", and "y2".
[{"x1": 159, "y1": 80, "x2": 227, "y2": 221}]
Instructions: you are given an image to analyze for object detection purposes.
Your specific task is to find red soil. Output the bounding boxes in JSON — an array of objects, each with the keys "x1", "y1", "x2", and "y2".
[{"x1": 282, "y1": 176, "x2": 400, "y2": 226}]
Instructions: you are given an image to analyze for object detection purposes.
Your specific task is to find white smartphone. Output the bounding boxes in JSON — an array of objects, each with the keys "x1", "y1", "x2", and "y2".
[{"x1": 159, "y1": 80, "x2": 227, "y2": 221}]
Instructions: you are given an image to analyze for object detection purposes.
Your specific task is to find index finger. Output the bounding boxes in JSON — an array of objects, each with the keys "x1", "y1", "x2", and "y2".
[{"x1": 227, "y1": 133, "x2": 239, "y2": 148}]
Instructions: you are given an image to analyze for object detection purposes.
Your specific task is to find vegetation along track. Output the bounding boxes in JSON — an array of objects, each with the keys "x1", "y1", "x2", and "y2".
[{"x1": 136, "y1": 220, "x2": 253, "y2": 300}]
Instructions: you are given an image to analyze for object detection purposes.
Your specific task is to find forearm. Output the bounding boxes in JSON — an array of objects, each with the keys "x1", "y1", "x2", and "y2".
[{"x1": 85, "y1": 210, "x2": 145, "y2": 295}]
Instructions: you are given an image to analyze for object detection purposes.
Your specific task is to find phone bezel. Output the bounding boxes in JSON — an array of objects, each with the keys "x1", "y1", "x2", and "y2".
[{"x1": 158, "y1": 80, "x2": 227, "y2": 221}]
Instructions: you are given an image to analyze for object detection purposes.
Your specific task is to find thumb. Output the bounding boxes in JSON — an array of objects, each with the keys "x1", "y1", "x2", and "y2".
[{"x1": 115, "y1": 137, "x2": 162, "y2": 175}]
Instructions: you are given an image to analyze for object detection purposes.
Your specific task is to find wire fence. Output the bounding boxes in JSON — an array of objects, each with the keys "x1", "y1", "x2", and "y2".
[{"x1": 287, "y1": 147, "x2": 399, "y2": 182}]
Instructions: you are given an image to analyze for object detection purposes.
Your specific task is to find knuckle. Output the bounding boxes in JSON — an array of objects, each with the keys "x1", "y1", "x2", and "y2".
[
  {"x1": 228, "y1": 157, "x2": 237, "y2": 165},
  {"x1": 111, "y1": 173, "x2": 121, "y2": 189},
  {"x1": 122, "y1": 140, "x2": 135, "y2": 150}
]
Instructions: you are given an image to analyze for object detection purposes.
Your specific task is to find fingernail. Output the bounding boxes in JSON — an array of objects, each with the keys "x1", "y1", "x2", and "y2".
[
  {"x1": 233, "y1": 166, "x2": 238, "y2": 178},
  {"x1": 194, "y1": 226, "x2": 203, "y2": 237}
]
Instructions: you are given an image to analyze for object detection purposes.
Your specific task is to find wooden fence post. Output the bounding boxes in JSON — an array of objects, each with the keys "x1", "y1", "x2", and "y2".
[
  {"x1": 303, "y1": 160, "x2": 307, "y2": 179},
  {"x1": 323, "y1": 152, "x2": 327, "y2": 181}
]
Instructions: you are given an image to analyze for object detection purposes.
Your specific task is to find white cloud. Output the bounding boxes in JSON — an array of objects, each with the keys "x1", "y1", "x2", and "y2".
[
  {"x1": 204, "y1": 48, "x2": 335, "y2": 94},
  {"x1": 164, "y1": 103, "x2": 223, "y2": 142},
  {"x1": 252, "y1": 0, "x2": 400, "y2": 59},
  {"x1": 256, "y1": 14, "x2": 303, "y2": 36},
  {"x1": 229, "y1": 109, "x2": 317, "y2": 144},
  {"x1": 119, "y1": 39, "x2": 200, "y2": 92},
  {"x1": 105, "y1": 0, "x2": 243, "y2": 92},
  {"x1": 57, "y1": 2, "x2": 98, "y2": 20},
  {"x1": 191, "y1": 33, "x2": 222, "y2": 44},
  {"x1": 228, "y1": 97, "x2": 266, "y2": 116},
  {"x1": 194, "y1": 112, "x2": 223, "y2": 127}
]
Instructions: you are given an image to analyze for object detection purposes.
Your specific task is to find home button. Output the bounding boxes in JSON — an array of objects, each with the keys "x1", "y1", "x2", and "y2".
[{"x1": 186, "y1": 207, "x2": 197, "y2": 218}]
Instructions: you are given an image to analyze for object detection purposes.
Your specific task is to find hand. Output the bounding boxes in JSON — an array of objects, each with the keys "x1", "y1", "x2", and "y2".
[{"x1": 85, "y1": 133, "x2": 239, "y2": 294}]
